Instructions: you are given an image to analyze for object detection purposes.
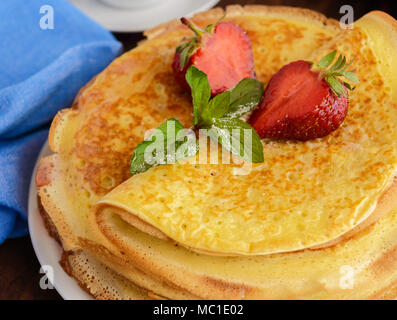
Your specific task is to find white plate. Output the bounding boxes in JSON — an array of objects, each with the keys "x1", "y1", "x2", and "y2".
[
  {"x1": 28, "y1": 140, "x2": 92, "y2": 300},
  {"x1": 68, "y1": 0, "x2": 220, "y2": 32}
]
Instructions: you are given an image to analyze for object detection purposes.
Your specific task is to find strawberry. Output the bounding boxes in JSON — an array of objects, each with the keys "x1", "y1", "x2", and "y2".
[
  {"x1": 172, "y1": 17, "x2": 255, "y2": 96},
  {"x1": 249, "y1": 51, "x2": 359, "y2": 141}
]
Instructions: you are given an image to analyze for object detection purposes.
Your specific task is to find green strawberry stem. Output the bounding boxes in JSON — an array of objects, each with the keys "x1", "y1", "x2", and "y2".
[{"x1": 181, "y1": 17, "x2": 204, "y2": 38}]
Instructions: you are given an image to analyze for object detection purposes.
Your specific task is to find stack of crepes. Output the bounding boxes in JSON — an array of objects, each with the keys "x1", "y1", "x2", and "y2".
[{"x1": 36, "y1": 5, "x2": 397, "y2": 299}]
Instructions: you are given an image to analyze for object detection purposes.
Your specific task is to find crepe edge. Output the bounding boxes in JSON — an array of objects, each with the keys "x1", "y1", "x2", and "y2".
[
  {"x1": 93, "y1": 178, "x2": 397, "y2": 257},
  {"x1": 37, "y1": 194, "x2": 202, "y2": 300}
]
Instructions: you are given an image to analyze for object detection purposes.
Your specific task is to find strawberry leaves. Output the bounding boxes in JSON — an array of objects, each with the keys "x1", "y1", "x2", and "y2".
[
  {"x1": 176, "y1": 18, "x2": 209, "y2": 71},
  {"x1": 317, "y1": 50, "x2": 337, "y2": 69},
  {"x1": 176, "y1": 39, "x2": 198, "y2": 70},
  {"x1": 315, "y1": 50, "x2": 359, "y2": 97}
]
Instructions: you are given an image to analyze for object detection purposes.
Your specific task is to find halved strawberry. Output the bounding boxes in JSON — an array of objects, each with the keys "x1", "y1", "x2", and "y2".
[
  {"x1": 249, "y1": 51, "x2": 359, "y2": 141},
  {"x1": 172, "y1": 17, "x2": 255, "y2": 96}
]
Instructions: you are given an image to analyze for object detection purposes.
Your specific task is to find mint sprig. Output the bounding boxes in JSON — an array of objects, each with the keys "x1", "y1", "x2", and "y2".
[
  {"x1": 185, "y1": 67, "x2": 264, "y2": 126},
  {"x1": 130, "y1": 67, "x2": 265, "y2": 175},
  {"x1": 186, "y1": 66, "x2": 264, "y2": 163}
]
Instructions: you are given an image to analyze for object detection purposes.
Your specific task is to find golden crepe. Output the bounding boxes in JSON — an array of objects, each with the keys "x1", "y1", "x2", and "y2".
[
  {"x1": 91, "y1": 10, "x2": 397, "y2": 258},
  {"x1": 36, "y1": 5, "x2": 397, "y2": 299}
]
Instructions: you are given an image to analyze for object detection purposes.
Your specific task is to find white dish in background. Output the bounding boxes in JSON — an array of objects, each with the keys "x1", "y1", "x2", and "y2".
[
  {"x1": 100, "y1": 0, "x2": 162, "y2": 9},
  {"x1": 28, "y1": 140, "x2": 92, "y2": 300},
  {"x1": 68, "y1": 0, "x2": 220, "y2": 32}
]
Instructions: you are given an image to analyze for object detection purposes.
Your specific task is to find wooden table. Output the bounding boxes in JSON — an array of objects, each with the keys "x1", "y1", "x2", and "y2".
[{"x1": 0, "y1": 0, "x2": 392, "y2": 300}]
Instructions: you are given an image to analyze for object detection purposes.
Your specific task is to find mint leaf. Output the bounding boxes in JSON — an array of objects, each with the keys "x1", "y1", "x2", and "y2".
[
  {"x1": 129, "y1": 139, "x2": 156, "y2": 175},
  {"x1": 184, "y1": 66, "x2": 264, "y2": 163},
  {"x1": 206, "y1": 118, "x2": 264, "y2": 163},
  {"x1": 225, "y1": 78, "x2": 264, "y2": 118},
  {"x1": 186, "y1": 66, "x2": 264, "y2": 124},
  {"x1": 130, "y1": 118, "x2": 198, "y2": 174},
  {"x1": 201, "y1": 90, "x2": 231, "y2": 125},
  {"x1": 185, "y1": 66, "x2": 211, "y2": 126},
  {"x1": 200, "y1": 78, "x2": 264, "y2": 124}
]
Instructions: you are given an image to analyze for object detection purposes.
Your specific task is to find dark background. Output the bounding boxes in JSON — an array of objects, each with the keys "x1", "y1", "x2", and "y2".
[{"x1": 0, "y1": 0, "x2": 395, "y2": 300}]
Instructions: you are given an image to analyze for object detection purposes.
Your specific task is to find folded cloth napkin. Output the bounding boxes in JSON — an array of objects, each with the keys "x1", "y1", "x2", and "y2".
[{"x1": 0, "y1": 0, "x2": 122, "y2": 244}]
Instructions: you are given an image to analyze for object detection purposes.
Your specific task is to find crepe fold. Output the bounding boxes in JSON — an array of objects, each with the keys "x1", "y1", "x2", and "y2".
[{"x1": 37, "y1": 5, "x2": 397, "y2": 299}]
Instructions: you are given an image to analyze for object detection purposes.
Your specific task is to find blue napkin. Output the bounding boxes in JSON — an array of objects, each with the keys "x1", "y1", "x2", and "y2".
[{"x1": 0, "y1": 0, "x2": 122, "y2": 244}]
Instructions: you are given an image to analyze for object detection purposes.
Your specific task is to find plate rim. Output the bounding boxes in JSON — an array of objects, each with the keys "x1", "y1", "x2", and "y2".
[{"x1": 28, "y1": 140, "x2": 93, "y2": 300}]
